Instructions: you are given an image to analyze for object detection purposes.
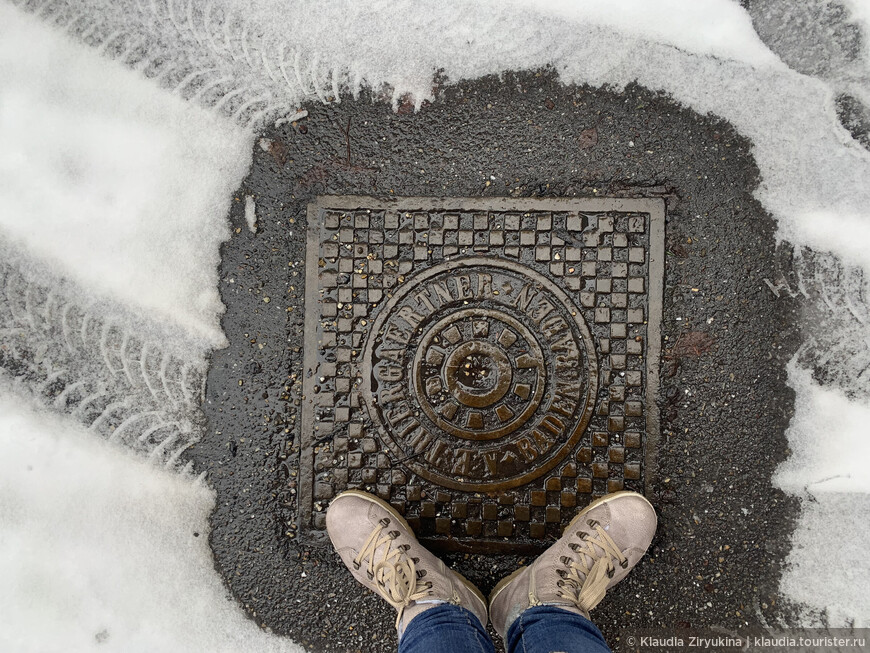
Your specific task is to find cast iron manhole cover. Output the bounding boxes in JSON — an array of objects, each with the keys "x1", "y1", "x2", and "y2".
[{"x1": 301, "y1": 196, "x2": 664, "y2": 553}]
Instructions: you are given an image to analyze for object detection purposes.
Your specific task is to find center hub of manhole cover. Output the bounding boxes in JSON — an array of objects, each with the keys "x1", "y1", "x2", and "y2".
[
  {"x1": 301, "y1": 197, "x2": 664, "y2": 553},
  {"x1": 364, "y1": 259, "x2": 597, "y2": 492}
]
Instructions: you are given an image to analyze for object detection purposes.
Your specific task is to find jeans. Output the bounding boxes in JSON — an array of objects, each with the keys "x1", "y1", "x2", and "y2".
[{"x1": 399, "y1": 603, "x2": 611, "y2": 653}]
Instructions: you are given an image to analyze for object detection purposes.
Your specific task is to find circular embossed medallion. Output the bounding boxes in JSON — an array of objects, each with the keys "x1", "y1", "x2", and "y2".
[
  {"x1": 414, "y1": 308, "x2": 545, "y2": 441},
  {"x1": 363, "y1": 258, "x2": 597, "y2": 492}
]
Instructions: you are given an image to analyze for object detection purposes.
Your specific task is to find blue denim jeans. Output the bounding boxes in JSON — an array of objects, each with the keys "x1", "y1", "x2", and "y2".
[{"x1": 398, "y1": 603, "x2": 611, "y2": 653}]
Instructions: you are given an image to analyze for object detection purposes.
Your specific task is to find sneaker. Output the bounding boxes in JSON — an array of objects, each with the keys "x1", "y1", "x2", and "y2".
[
  {"x1": 326, "y1": 490, "x2": 488, "y2": 634},
  {"x1": 489, "y1": 491, "x2": 657, "y2": 638}
]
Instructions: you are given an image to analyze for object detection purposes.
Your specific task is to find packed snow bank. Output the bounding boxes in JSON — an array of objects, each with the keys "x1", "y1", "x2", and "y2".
[
  {"x1": 506, "y1": 0, "x2": 782, "y2": 67},
  {"x1": 776, "y1": 492, "x2": 870, "y2": 628},
  {"x1": 775, "y1": 362, "x2": 870, "y2": 496},
  {"x1": 0, "y1": 4, "x2": 252, "y2": 349},
  {"x1": 773, "y1": 363, "x2": 870, "y2": 625},
  {"x1": 843, "y1": 0, "x2": 870, "y2": 66},
  {"x1": 0, "y1": 384, "x2": 304, "y2": 653}
]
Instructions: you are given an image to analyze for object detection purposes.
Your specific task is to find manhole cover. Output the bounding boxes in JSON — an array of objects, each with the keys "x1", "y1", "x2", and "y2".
[{"x1": 301, "y1": 196, "x2": 664, "y2": 553}]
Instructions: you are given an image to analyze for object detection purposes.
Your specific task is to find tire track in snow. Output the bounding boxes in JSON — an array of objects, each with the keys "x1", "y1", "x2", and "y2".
[
  {"x1": 12, "y1": 0, "x2": 336, "y2": 128},
  {"x1": 766, "y1": 243, "x2": 870, "y2": 400},
  {"x1": 0, "y1": 236, "x2": 209, "y2": 472}
]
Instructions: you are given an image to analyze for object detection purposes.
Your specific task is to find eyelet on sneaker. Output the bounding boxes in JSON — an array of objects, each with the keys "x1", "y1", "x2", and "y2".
[
  {"x1": 606, "y1": 567, "x2": 615, "y2": 579},
  {"x1": 557, "y1": 569, "x2": 567, "y2": 578},
  {"x1": 587, "y1": 519, "x2": 599, "y2": 528},
  {"x1": 389, "y1": 530, "x2": 400, "y2": 539},
  {"x1": 560, "y1": 555, "x2": 572, "y2": 566},
  {"x1": 416, "y1": 570, "x2": 427, "y2": 578},
  {"x1": 569, "y1": 543, "x2": 580, "y2": 551},
  {"x1": 367, "y1": 570, "x2": 375, "y2": 580},
  {"x1": 576, "y1": 531, "x2": 588, "y2": 540},
  {"x1": 412, "y1": 557, "x2": 419, "y2": 563},
  {"x1": 379, "y1": 518, "x2": 390, "y2": 527},
  {"x1": 620, "y1": 559, "x2": 629, "y2": 569},
  {"x1": 352, "y1": 560, "x2": 361, "y2": 570}
]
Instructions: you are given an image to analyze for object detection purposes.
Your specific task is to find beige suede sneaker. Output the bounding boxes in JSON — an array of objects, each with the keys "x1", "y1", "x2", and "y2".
[
  {"x1": 489, "y1": 491, "x2": 657, "y2": 638},
  {"x1": 326, "y1": 490, "x2": 488, "y2": 634}
]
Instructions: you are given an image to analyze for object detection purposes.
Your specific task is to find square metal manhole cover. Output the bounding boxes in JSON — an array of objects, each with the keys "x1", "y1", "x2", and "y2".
[{"x1": 300, "y1": 196, "x2": 664, "y2": 553}]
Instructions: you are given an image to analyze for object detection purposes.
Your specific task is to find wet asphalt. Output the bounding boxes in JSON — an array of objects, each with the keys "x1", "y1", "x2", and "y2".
[{"x1": 188, "y1": 71, "x2": 802, "y2": 652}]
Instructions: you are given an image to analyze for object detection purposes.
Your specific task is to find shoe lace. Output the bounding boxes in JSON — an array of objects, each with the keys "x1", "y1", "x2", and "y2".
[
  {"x1": 352, "y1": 517, "x2": 433, "y2": 628},
  {"x1": 556, "y1": 519, "x2": 628, "y2": 613}
]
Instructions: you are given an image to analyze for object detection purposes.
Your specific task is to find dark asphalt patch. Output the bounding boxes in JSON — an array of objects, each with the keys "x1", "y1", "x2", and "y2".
[{"x1": 191, "y1": 71, "x2": 801, "y2": 652}]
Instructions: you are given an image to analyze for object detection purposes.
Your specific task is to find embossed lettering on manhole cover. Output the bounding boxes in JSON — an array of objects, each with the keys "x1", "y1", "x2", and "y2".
[{"x1": 300, "y1": 197, "x2": 664, "y2": 553}]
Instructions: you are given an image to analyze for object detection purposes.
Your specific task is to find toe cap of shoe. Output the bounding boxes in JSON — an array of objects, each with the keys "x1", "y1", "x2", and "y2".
[
  {"x1": 598, "y1": 492, "x2": 657, "y2": 553},
  {"x1": 325, "y1": 493, "x2": 385, "y2": 551}
]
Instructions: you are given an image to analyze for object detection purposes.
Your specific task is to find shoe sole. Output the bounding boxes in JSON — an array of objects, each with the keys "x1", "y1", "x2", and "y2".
[
  {"x1": 331, "y1": 490, "x2": 489, "y2": 612},
  {"x1": 488, "y1": 490, "x2": 654, "y2": 606}
]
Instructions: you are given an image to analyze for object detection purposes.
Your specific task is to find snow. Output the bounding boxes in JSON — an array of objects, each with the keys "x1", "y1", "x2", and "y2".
[
  {"x1": 245, "y1": 195, "x2": 258, "y2": 233},
  {"x1": 505, "y1": 0, "x2": 782, "y2": 67},
  {"x1": 843, "y1": 0, "x2": 870, "y2": 65},
  {"x1": 0, "y1": 0, "x2": 869, "y2": 639},
  {"x1": 785, "y1": 210, "x2": 870, "y2": 271},
  {"x1": 0, "y1": 4, "x2": 252, "y2": 349},
  {"x1": 777, "y1": 493, "x2": 870, "y2": 628},
  {"x1": 775, "y1": 362, "x2": 870, "y2": 495},
  {"x1": 773, "y1": 363, "x2": 870, "y2": 624},
  {"x1": 0, "y1": 384, "x2": 304, "y2": 653}
]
